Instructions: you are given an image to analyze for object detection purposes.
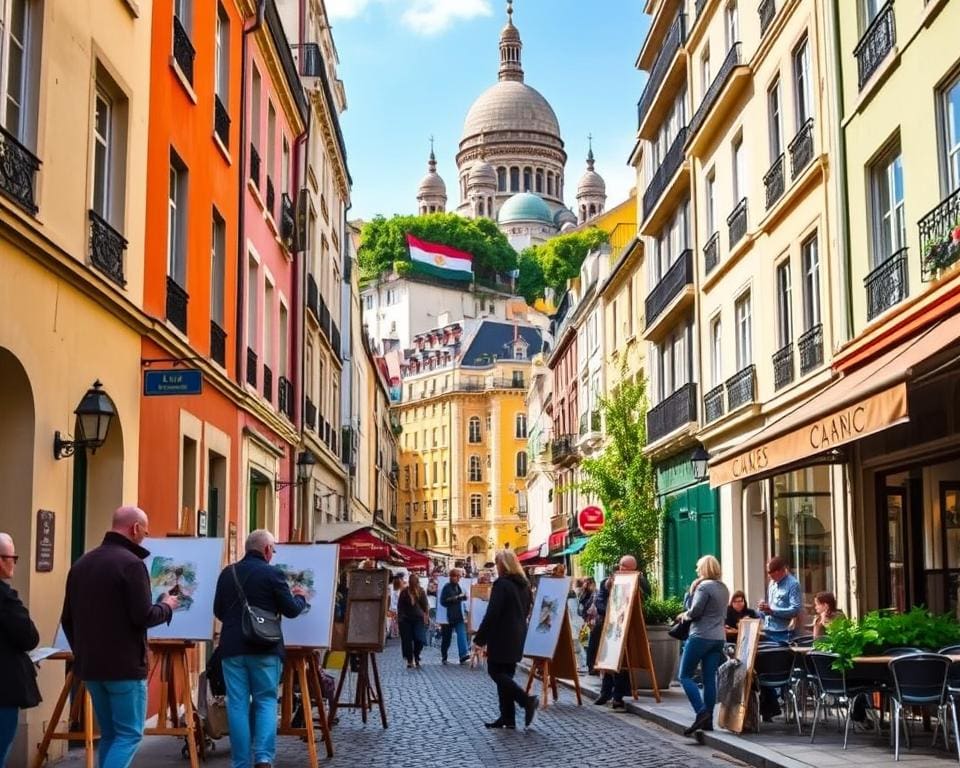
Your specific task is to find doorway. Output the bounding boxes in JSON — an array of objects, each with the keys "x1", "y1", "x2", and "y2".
[{"x1": 248, "y1": 468, "x2": 271, "y2": 532}]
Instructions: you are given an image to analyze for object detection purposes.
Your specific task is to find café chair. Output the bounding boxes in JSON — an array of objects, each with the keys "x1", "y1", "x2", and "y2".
[
  {"x1": 754, "y1": 647, "x2": 802, "y2": 735},
  {"x1": 807, "y1": 651, "x2": 875, "y2": 748},
  {"x1": 791, "y1": 635, "x2": 815, "y2": 648},
  {"x1": 938, "y1": 645, "x2": 960, "y2": 760},
  {"x1": 888, "y1": 653, "x2": 956, "y2": 763}
]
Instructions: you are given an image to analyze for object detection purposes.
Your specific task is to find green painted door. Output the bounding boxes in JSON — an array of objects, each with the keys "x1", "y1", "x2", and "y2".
[{"x1": 662, "y1": 482, "x2": 720, "y2": 598}]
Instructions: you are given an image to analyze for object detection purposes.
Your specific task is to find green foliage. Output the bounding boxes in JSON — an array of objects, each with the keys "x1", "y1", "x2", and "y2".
[
  {"x1": 643, "y1": 596, "x2": 685, "y2": 625},
  {"x1": 358, "y1": 213, "x2": 517, "y2": 282},
  {"x1": 516, "y1": 227, "x2": 609, "y2": 303},
  {"x1": 814, "y1": 607, "x2": 960, "y2": 670}
]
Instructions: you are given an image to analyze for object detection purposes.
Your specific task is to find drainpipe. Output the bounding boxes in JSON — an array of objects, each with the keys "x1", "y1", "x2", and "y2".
[{"x1": 293, "y1": 99, "x2": 309, "y2": 539}]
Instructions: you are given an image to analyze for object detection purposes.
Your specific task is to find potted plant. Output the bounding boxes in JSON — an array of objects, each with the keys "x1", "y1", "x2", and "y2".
[
  {"x1": 921, "y1": 220, "x2": 960, "y2": 280},
  {"x1": 635, "y1": 595, "x2": 685, "y2": 689}
]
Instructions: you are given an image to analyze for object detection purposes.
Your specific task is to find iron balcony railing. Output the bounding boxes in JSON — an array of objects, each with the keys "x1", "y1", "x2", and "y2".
[
  {"x1": 798, "y1": 324, "x2": 824, "y2": 375},
  {"x1": 727, "y1": 197, "x2": 748, "y2": 249},
  {"x1": 687, "y1": 43, "x2": 742, "y2": 143},
  {"x1": 759, "y1": 0, "x2": 777, "y2": 36},
  {"x1": 249, "y1": 143, "x2": 261, "y2": 190},
  {"x1": 703, "y1": 384, "x2": 725, "y2": 424},
  {"x1": 0, "y1": 126, "x2": 40, "y2": 214},
  {"x1": 551, "y1": 434, "x2": 578, "y2": 464},
  {"x1": 210, "y1": 321, "x2": 226, "y2": 367},
  {"x1": 647, "y1": 383, "x2": 697, "y2": 442},
  {"x1": 645, "y1": 248, "x2": 693, "y2": 327},
  {"x1": 306, "y1": 274, "x2": 319, "y2": 320},
  {"x1": 764, "y1": 154, "x2": 785, "y2": 210},
  {"x1": 88, "y1": 210, "x2": 127, "y2": 286},
  {"x1": 703, "y1": 231, "x2": 720, "y2": 275},
  {"x1": 305, "y1": 397, "x2": 317, "y2": 430},
  {"x1": 172, "y1": 15, "x2": 195, "y2": 85},
  {"x1": 772, "y1": 342, "x2": 795, "y2": 390},
  {"x1": 865, "y1": 248, "x2": 909, "y2": 320},
  {"x1": 246, "y1": 347, "x2": 258, "y2": 387},
  {"x1": 281, "y1": 192, "x2": 295, "y2": 247},
  {"x1": 854, "y1": 0, "x2": 896, "y2": 90},
  {"x1": 919, "y1": 187, "x2": 960, "y2": 281},
  {"x1": 637, "y1": 14, "x2": 686, "y2": 130},
  {"x1": 278, "y1": 376, "x2": 293, "y2": 420},
  {"x1": 266, "y1": 176, "x2": 275, "y2": 218},
  {"x1": 165, "y1": 276, "x2": 188, "y2": 333},
  {"x1": 214, "y1": 95, "x2": 230, "y2": 148},
  {"x1": 726, "y1": 365, "x2": 756, "y2": 410},
  {"x1": 298, "y1": 42, "x2": 323, "y2": 77},
  {"x1": 263, "y1": 365, "x2": 273, "y2": 403},
  {"x1": 789, "y1": 118, "x2": 815, "y2": 179},
  {"x1": 642, "y1": 126, "x2": 688, "y2": 221}
]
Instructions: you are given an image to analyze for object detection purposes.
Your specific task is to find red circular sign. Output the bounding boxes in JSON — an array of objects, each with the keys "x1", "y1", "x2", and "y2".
[{"x1": 578, "y1": 505, "x2": 605, "y2": 534}]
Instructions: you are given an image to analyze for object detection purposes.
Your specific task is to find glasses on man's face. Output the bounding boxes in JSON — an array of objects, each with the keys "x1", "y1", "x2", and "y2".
[{"x1": 0, "y1": 555, "x2": 19, "y2": 563}]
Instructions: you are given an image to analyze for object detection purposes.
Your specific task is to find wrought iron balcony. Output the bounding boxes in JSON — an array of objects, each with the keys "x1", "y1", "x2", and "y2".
[
  {"x1": 703, "y1": 384, "x2": 725, "y2": 424},
  {"x1": 263, "y1": 364, "x2": 273, "y2": 402},
  {"x1": 727, "y1": 197, "x2": 748, "y2": 249},
  {"x1": 331, "y1": 322, "x2": 341, "y2": 361},
  {"x1": 165, "y1": 276, "x2": 188, "y2": 333},
  {"x1": 249, "y1": 143, "x2": 261, "y2": 190},
  {"x1": 246, "y1": 347, "x2": 258, "y2": 387},
  {"x1": 688, "y1": 43, "x2": 742, "y2": 143},
  {"x1": 172, "y1": 15, "x2": 195, "y2": 85},
  {"x1": 214, "y1": 95, "x2": 230, "y2": 148},
  {"x1": 0, "y1": 126, "x2": 40, "y2": 214},
  {"x1": 551, "y1": 434, "x2": 578, "y2": 464},
  {"x1": 645, "y1": 248, "x2": 693, "y2": 327},
  {"x1": 642, "y1": 126, "x2": 688, "y2": 221},
  {"x1": 865, "y1": 248, "x2": 909, "y2": 320},
  {"x1": 703, "y1": 231, "x2": 720, "y2": 275},
  {"x1": 919, "y1": 187, "x2": 960, "y2": 282},
  {"x1": 278, "y1": 376, "x2": 293, "y2": 420},
  {"x1": 88, "y1": 210, "x2": 127, "y2": 286},
  {"x1": 759, "y1": 0, "x2": 777, "y2": 36},
  {"x1": 725, "y1": 365, "x2": 756, "y2": 410},
  {"x1": 306, "y1": 274, "x2": 319, "y2": 320},
  {"x1": 210, "y1": 321, "x2": 226, "y2": 367},
  {"x1": 772, "y1": 342, "x2": 794, "y2": 390},
  {"x1": 788, "y1": 118, "x2": 815, "y2": 179},
  {"x1": 647, "y1": 383, "x2": 697, "y2": 442},
  {"x1": 798, "y1": 324, "x2": 824, "y2": 375},
  {"x1": 854, "y1": 0, "x2": 896, "y2": 90},
  {"x1": 637, "y1": 14, "x2": 686, "y2": 130},
  {"x1": 280, "y1": 192, "x2": 295, "y2": 247},
  {"x1": 764, "y1": 155, "x2": 785, "y2": 210},
  {"x1": 298, "y1": 42, "x2": 323, "y2": 77},
  {"x1": 305, "y1": 397, "x2": 317, "y2": 431},
  {"x1": 265, "y1": 176, "x2": 275, "y2": 218}
]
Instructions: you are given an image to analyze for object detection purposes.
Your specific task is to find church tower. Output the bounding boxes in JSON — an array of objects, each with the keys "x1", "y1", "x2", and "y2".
[
  {"x1": 416, "y1": 139, "x2": 447, "y2": 215},
  {"x1": 576, "y1": 139, "x2": 606, "y2": 223}
]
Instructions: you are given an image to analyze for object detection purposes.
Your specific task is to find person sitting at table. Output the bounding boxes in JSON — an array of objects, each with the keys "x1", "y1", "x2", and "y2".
[
  {"x1": 812, "y1": 591, "x2": 844, "y2": 638},
  {"x1": 724, "y1": 590, "x2": 759, "y2": 640}
]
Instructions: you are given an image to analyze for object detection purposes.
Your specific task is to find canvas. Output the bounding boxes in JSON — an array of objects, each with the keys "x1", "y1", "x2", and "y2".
[
  {"x1": 435, "y1": 577, "x2": 475, "y2": 624},
  {"x1": 522, "y1": 577, "x2": 571, "y2": 659},
  {"x1": 143, "y1": 537, "x2": 224, "y2": 641},
  {"x1": 594, "y1": 572, "x2": 639, "y2": 672},
  {"x1": 469, "y1": 583, "x2": 492, "y2": 633},
  {"x1": 272, "y1": 543, "x2": 339, "y2": 648}
]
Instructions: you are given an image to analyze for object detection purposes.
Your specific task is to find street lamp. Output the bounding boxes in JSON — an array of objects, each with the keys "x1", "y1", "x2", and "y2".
[
  {"x1": 691, "y1": 445, "x2": 711, "y2": 483},
  {"x1": 276, "y1": 450, "x2": 316, "y2": 489},
  {"x1": 54, "y1": 380, "x2": 116, "y2": 460}
]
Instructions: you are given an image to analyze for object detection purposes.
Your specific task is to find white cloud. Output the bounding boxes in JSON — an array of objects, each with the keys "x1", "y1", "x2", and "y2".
[
  {"x1": 328, "y1": 0, "x2": 493, "y2": 35},
  {"x1": 326, "y1": 0, "x2": 377, "y2": 20}
]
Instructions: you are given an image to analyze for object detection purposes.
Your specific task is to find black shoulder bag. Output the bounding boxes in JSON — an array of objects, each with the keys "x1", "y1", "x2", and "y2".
[{"x1": 230, "y1": 565, "x2": 283, "y2": 647}]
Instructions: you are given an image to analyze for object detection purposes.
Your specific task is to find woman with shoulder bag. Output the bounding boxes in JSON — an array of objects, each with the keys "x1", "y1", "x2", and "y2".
[{"x1": 676, "y1": 555, "x2": 729, "y2": 736}]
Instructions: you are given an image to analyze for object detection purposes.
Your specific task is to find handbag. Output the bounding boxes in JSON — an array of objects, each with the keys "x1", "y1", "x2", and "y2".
[
  {"x1": 230, "y1": 565, "x2": 282, "y2": 647},
  {"x1": 668, "y1": 618, "x2": 691, "y2": 641}
]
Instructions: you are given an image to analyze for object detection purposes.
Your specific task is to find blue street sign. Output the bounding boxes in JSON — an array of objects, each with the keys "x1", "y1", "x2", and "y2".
[{"x1": 143, "y1": 368, "x2": 203, "y2": 396}]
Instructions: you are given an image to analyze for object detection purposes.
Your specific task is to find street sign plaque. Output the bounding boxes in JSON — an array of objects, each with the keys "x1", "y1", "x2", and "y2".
[
  {"x1": 577, "y1": 505, "x2": 605, "y2": 534},
  {"x1": 143, "y1": 368, "x2": 203, "y2": 396}
]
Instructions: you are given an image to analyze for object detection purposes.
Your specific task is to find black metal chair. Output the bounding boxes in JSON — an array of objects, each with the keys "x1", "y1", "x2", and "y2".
[
  {"x1": 807, "y1": 651, "x2": 876, "y2": 748},
  {"x1": 888, "y1": 653, "x2": 955, "y2": 762},
  {"x1": 938, "y1": 645, "x2": 960, "y2": 763},
  {"x1": 753, "y1": 647, "x2": 802, "y2": 734}
]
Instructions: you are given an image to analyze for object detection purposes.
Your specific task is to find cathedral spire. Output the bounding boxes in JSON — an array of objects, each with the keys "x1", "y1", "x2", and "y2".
[
  {"x1": 498, "y1": 0, "x2": 523, "y2": 83},
  {"x1": 587, "y1": 133, "x2": 595, "y2": 170}
]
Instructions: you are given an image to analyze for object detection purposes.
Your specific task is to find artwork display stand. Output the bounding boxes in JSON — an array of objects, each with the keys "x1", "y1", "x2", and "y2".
[
  {"x1": 524, "y1": 609, "x2": 583, "y2": 709},
  {"x1": 278, "y1": 646, "x2": 334, "y2": 764},
  {"x1": 32, "y1": 653, "x2": 97, "y2": 768},
  {"x1": 329, "y1": 651, "x2": 387, "y2": 728},
  {"x1": 143, "y1": 640, "x2": 200, "y2": 768},
  {"x1": 718, "y1": 617, "x2": 761, "y2": 733}
]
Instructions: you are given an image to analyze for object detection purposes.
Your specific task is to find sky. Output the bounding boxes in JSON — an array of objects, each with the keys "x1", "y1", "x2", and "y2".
[{"x1": 326, "y1": 0, "x2": 651, "y2": 222}]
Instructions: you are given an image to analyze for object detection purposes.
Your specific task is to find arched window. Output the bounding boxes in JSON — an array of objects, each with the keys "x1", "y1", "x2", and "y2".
[
  {"x1": 516, "y1": 451, "x2": 527, "y2": 478},
  {"x1": 589, "y1": 204, "x2": 597, "y2": 217},
  {"x1": 515, "y1": 413, "x2": 527, "y2": 438},
  {"x1": 469, "y1": 455, "x2": 482, "y2": 482},
  {"x1": 497, "y1": 167, "x2": 507, "y2": 191},
  {"x1": 547, "y1": 172, "x2": 554, "y2": 196},
  {"x1": 470, "y1": 495, "x2": 483, "y2": 519},
  {"x1": 510, "y1": 167, "x2": 520, "y2": 192},
  {"x1": 535, "y1": 169, "x2": 544, "y2": 193},
  {"x1": 523, "y1": 167, "x2": 532, "y2": 192},
  {"x1": 468, "y1": 416, "x2": 481, "y2": 443}
]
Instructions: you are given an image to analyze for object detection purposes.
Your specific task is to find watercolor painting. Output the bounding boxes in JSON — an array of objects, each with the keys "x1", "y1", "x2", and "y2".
[
  {"x1": 150, "y1": 557, "x2": 198, "y2": 613},
  {"x1": 594, "y1": 572, "x2": 639, "y2": 672},
  {"x1": 275, "y1": 564, "x2": 317, "y2": 615},
  {"x1": 272, "y1": 544, "x2": 338, "y2": 647},
  {"x1": 143, "y1": 537, "x2": 224, "y2": 641},
  {"x1": 522, "y1": 576, "x2": 571, "y2": 659}
]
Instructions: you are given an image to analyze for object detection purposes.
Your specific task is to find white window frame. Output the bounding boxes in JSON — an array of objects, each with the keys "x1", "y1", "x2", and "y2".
[
  {"x1": 211, "y1": 209, "x2": 226, "y2": 326},
  {"x1": 802, "y1": 234, "x2": 821, "y2": 330},
  {"x1": 942, "y1": 73, "x2": 960, "y2": 193},
  {"x1": 732, "y1": 134, "x2": 745, "y2": 202},
  {"x1": 92, "y1": 88, "x2": 113, "y2": 220},
  {"x1": 768, "y1": 76, "x2": 782, "y2": 161},
  {"x1": 214, "y1": 4, "x2": 229, "y2": 100},
  {"x1": 515, "y1": 413, "x2": 527, "y2": 438},
  {"x1": 0, "y1": 0, "x2": 30, "y2": 139},
  {"x1": 469, "y1": 455, "x2": 482, "y2": 482},
  {"x1": 168, "y1": 159, "x2": 187, "y2": 284},
  {"x1": 871, "y1": 146, "x2": 906, "y2": 266},
  {"x1": 724, "y1": 1, "x2": 739, "y2": 51},
  {"x1": 705, "y1": 170, "x2": 716, "y2": 235},
  {"x1": 735, "y1": 292, "x2": 752, "y2": 370},
  {"x1": 468, "y1": 416, "x2": 481, "y2": 443},
  {"x1": 516, "y1": 451, "x2": 527, "y2": 478},
  {"x1": 710, "y1": 316, "x2": 722, "y2": 388},
  {"x1": 701, "y1": 48, "x2": 711, "y2": 95},
  {"x1": 775, "y1": 260, "x2": 792, "y2": 348},
  {"x1": 793, "y1": 36, "x2": 811, "y2": 130},
  {"x1": 470, "y1": 494, "x2": 482, "y2": 519}
]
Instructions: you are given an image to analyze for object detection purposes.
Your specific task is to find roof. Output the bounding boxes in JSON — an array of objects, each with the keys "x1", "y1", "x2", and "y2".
[
  {"x1": 498, "y1": 192, "x2": 554, "y2": 224},
  {"x1": 460, "y1": 320, "x2": 543, "y2": 366},
  {"x1": 461, "y1": 80, "x2": 561, "y2": 141}
]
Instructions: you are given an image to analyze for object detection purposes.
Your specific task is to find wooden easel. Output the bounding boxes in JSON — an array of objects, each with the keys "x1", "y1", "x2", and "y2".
[
  {"x1": 718, "y1": 617, "x2": 761, "y2": 733},
  {"x1": 144, "y1": 640, "x2": 199, "y2": 767},
  {"x1": 279, "y1": 646, "x2": 334, "y2": 764},
  {"x1": 524, "y1": 610, "x2": 583, "y2": 708},
  {"x1": 32, "y1": 653, "x2": 98, "y2": 768},
  {"x1": 329, "y1": 651, "x2": 387, "y2": 728}
]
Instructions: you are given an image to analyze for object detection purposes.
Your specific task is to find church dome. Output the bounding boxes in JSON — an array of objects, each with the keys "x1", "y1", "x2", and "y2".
[
  {"x1": 498, "y1": 192, "x2": 553, "y2": 224},
  {"x1": 462, "y1": 80, "x2": 561, "y2": 143},
  {"x1": 468, "y1": 159, "x2": 497, "y2": 187},
  {"x1": 577, "y1": 148, "x2": 605, "y2": 197},
  {"x1": 417, "y1": 148, "x2": 446, "y2": 198}
]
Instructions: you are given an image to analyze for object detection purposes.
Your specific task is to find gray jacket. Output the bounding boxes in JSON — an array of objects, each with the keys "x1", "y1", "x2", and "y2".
[{"x1": 686, "y1": 579, "x2": 730, "y2": 641}]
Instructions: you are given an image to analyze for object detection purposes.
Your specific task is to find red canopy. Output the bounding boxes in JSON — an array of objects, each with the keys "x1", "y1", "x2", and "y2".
[
  {"x1": 517, "y1": 549, "x2": 543, "y2": 563},
  {"x1": 337, "y1": 529, "x2": 391, "y2": 561},
  {"x1": 394, "y1": 543, "x2": 430, "y2": 570}
]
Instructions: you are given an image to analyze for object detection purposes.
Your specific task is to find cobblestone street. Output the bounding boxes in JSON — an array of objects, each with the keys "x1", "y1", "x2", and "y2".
[{"x1": 56, "y1": 641, "x2": 735, "y2": 768}]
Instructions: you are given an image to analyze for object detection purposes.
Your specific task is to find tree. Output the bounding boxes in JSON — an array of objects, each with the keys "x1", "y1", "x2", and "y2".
[
  {"x1": 575, "y1": 371, "x2": 660, "y2": 576},
  {"x1": 515, "y1": 227, "x2": 609, "y2": 303}
]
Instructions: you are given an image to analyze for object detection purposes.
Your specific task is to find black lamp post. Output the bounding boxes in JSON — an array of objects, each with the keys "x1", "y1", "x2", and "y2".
[
  {"x1": 691, "y1": 445, "x2": 711, "y2": 483},
  {"x1": 54, "y1": 380, "x2": 116, "y2": 459},
  {"x1": 277, "y1": 450, "x2": 316, "y2": 489}
]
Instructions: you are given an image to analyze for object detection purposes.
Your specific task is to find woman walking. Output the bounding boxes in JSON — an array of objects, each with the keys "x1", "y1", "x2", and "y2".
[
  {"x1": 677, "y1": 555, "x2": 729, "y2": 736},
  {"x1": 397, "y1": 574, "x2": 429, "y2": 668},
  {"x1": 473, "y1": 549, "x2": 538, "y2": 729}
]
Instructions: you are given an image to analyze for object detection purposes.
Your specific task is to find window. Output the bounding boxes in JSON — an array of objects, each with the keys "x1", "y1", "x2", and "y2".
[
  {"x1": 942, "y1": 74, "x2": 960, "y2": 192},
  {"x1": 92, "y1": 90, "x2": 113, "y2": 220},
  {"x1": 701, "y1": 48, "x2": 711, "y2": 93},
  {"x1": 512, "y1": 370, "x2": 524, "y2": 387},
  {"x1": 250, "y1": 65, "x2": 261, "y2": 148},
  {"x1": 724, "y1": 1, "x2": 739, "y2": 51},
  {"x1": 404, "y1": 502, "x2": 411, "y2": 521},
  {"x1": 735, "y1": 293, "x2": 752, "y2": 369},
  {"x1": 793, "y1": 36, "x2": 811, "y2": 129},
  {"x1": 443, "y1": 499, "x2": 449, "y2": 517},
  {"x1": 497, "y1": 167, "x2": 506, "y2": 191},
  {"x1": 516, "y1": 451, "x2": 527, "y2": 478},
  {"x1": 871, "y1": 145, "x2": 905, "y2": 265},
  {"x1": 468, "y1": 416, "x2": 481, "y2": 443},
  {"x1": 413, "y1": 463, "x2": 419, "y2": 487},
  {"x1": 168, "y1": 155, "x2": 188, "y2": 284},
  {"x1": 515, "y1": 413, "x2": 527, "y2": 438},
  {"x1": 279, "y1": 302, "x2": 288, "y2": 378},
  {"x1": 705, "y1": 170, "x2": 716, "y2": 234},
  {"x1": 523, "y1": 167, "x2": 532, "y2": 192},
  {"x1": 510, "y1": 167, "x2": 519, "y2": 192},
  {"x1": 263, "y1": 280, "x2": 274, "y2": 381},
  {"x1": 266, "y1": 101, "x2": 276, "y2": 183},
  {"x1": 710, "y1": 317, "x2": 722, "y2": 387},
  {"x1": 775, "y1": 260, "x2": 792, "y2": 347},
  {"x1": 214, "y1": 4, "x2": 229, "y2": 101},
  {"x1": 470, "y1": 494, "x2": 482, "y2": 519},
  {"x1": 801, "y1": 234, "x2": 821, "y2": 329},
  {"x1": 211, "y1": 210, "x2": 226, "y2": 326},
  {"x1": 432, "y1": 500, "x2": 438, "y2": 518},
  {"x1": 469, "y1": 455, "x2": 482, "y2": 482},
  {"x1": 431, "y1": 428, "x2": 437, "y2": 447},
  {"x1": 281, "y1": 137, "x2": 290, "y2": 197},
  {"x1": 768, "y1": 77, "x2": 782, "y2": 161},
  {"x1": 246, "y1": 254, "x2": 258, "y2": 346},
  {"x1": 732, "y1": 134, "x2": 745, "y2": 201},
  {"x1": 535, "y1": 169, "x2": 543, "y2": 193},
  {"x1": 0, "y1": 0, "x2": 32, "y2": 140}
]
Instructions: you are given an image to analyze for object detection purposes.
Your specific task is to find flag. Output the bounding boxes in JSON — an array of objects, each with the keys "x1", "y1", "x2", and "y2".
[{"x1": 406, "y1": 234, "x2": 473, "y2": 282}]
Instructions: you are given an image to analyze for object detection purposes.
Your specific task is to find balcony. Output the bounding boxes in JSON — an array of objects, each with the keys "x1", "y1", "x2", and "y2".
[
  {"x1": 772, "y1": 343, "x2": 794, "y2": 390},
  {"x1": 305, "y1": 397, "x2": 317, "y2": 431},
  {"x1": 798, "y1": 324, "x2": 824, "y2": 375},
  {"x1": 865, "y1": 248, "x2": 909, "y2": 320},
  {"x1": 647, "y1": 383, "x2": 697, "y2": 443},
  {"x1": 645, "y1": 248, "x2": 693, "y2": 329},
  {"x1": 88, "y1": 210, "x2": 127, "y2": 286},
  {"x1": 281, "y1": 192, "x2": 295, "y2": 248},
  {"x1": 210, "y1": 321, "x2": 226, "y2": 367},
  {"x1": 725, "y1": 365, "x2": 756, "y2": 411},
  {"x1": 331, "y1": 322, "x2": 341, "y2": 361},
  {"x1": 763, "y1": 155, "x2": 785, "y2": 210},
  {"x1": 703, "y1": 231, "x2": 720, "y2": 276},
  {"x1": 642, "y1": 126, "x2": 688, "y2": 223},
  {"x1": 246, "y1": 347, "x2": 258, "y2": 387},
  {"x1": 687, "y1": 43, "x2": 743, "y2": 148},
  {"x1": 551, "y1": 434, "x2": 578, "y2": 465},
  {"x1": 172, "y1": 15, "x2": 195, "y2": 85},
  {"x1": 265, "y1": 176, "x2": 275, "y2": 218},
  {"x1": 636, "y1": 14, "x2": 686, "y2": 131},
  {"x1": 249, "y1": 143, "x2": 260, "y2": 190},
  {"x1": 165, "y1": 276, "x2": 188, "y2": 333},
  {"x1": 0, "y1": 126, "x2": 40, "y2": 214},
  {"x1": 919, "y1": 187, "x2": 960, "y2": 282},
  {"x1": 703, "y1": 384, "x2": 725, "y2": 424},
  {"x1": 278, "y1": 376, "x2": 293, "y2": 420},
  {"x1": 263, "y1": 365, "x2": 273, "y2": 403},
  {"x1": 214, "y1": 95, "x2": 230, "y2": 148},
  {"x1": 579, "y1": 410, "x2": 601, "y2": 436},
  {"x1": 297, "y1": 42, "x2": 323, "y2": 77},
  {"x1": 306, "y1": 274, "x2": 319, "y2": 320},
  {"x1": 727, "y1": 197, "x2": 748, "y2": 249},
  {"x1": 854, "y1": 0, "x2": 895, "y2": 90},
  {"x1": 759, "y1": 0, "x2": 777, "y2": 37},
  {"x1": 788, "y1": 118, "x2": 815, "y2": 179}
]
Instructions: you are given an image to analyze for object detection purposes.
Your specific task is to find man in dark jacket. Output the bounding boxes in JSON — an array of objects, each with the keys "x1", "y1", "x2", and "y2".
[
  {"x1": 61, "y1": 506, "x2": 178, "y2": 768},
  {"x1": 213, "y1": 529, "x2": 306, "y2": 768},
  {"x1": 439, "y1": 568, "x2": 469, "y2": 665},
  {"x1": 0, "y1": 532, "x2": 40, "y2": 766}
]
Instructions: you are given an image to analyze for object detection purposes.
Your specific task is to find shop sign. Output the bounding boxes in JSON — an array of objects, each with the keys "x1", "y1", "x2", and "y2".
[
  {"x1": 577, "y1": 505, "x2": 605, "y2": 534},
  {"x1": 143, "y1": 368, "x2": 203, "y2": 396},
  {"x1": 197, "y1": 510, "x2": 208, "y2": 537},
  {"x1": 35, "y1": 510, "x2": 54, "y2": 572}
]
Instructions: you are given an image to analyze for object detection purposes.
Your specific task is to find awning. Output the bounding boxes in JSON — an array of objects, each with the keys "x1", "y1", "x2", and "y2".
[
  {"x1": 548, "y1": 531, "x2": 568, "y2": 553},
  {"x1": 709, "y1": 312, "x2": 960, "y2": 486},
  {"x1": 518, "y1": 548, "x2": 543, "y2": 563},
  {"x1": 394, "y1": 543, "x2": 430, "y2": 570},
  {"x1": 336, "y1": 529, "x2": 392, "y2": 561},
  {"x1": 559, "y1": 537, "x2": 589, "y2": 556}
]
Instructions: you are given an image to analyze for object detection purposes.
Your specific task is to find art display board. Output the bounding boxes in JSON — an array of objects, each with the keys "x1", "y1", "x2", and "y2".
[
  {"x1": 345, "y1": 568, "x2": 390, "y2": 651},
  {"x1": 468, "y1": 583, "x2": 492, "y2": 633},
  {"x1": 718, "y1": 617, "x2": 762, "y2": 733},
  {"x1": 141, "y1": 537, "x2": 224, "y2": 641},
  {"x1": 434, "y1": 576, "x2": 475, "y2": 624},
  {"x1": 593, "y1": 572, "x2": 660, "y2": 702},
  {"x1": 523, "y1": 603, "x2": 582, "y2": 709},
  {"x1": 272, "y1": 543, "x2": 339, "y2": 648},
  {"x1": 522, "y1": 577, "x2": 572, "y2": 659}
]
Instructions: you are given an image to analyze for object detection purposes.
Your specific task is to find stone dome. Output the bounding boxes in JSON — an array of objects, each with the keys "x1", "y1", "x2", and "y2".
[
  {"x1": 462, "y1": 80, "x2": 561, "y2": 143},
  {"x1": 554, "y1": 207, "x2": 578, "y2": 227},
  {"x1": 577, "y1": 148, "x2": 605, "y2": 197},
  {"x1": 417, "y1": 148, "x2": 446, "y2": 197},
  {"x1": 498, "y1": 192, "x2": 554, "y2": 224},
  {"x1": 468, "y1": 159, "x2": 497, "y2": 187}
]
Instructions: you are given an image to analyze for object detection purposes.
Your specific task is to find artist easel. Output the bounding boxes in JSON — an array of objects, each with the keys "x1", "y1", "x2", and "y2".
[
  {"x1": 32, "y1": 653, "x2": 98, "y2": 768},
  {"x1": 329, "y1": 650, "x2": 387, "y2": 727},
  {"x1": 718, "y1": 617, "x2": 761, "y2": 733},
  {"x1": 144, "y1": 640, "x2": 200, "y2": 768},
  {"x1": 524, "y1": 609, "x2": 583, "y2": 708},
  {"x1": 279, "y1": 646, "x2": 334, "y2": 764}
]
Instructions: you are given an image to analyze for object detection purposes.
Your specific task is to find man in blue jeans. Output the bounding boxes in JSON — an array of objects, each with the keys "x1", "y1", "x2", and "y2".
[
  {"x1": 61, "y1": 506, "x2": 178, "y2": 768},
  {"x1": 758, "y1": 555, "x2": 802, "y2": 721},
  {"x1": 214, "y1": 529, "x2": 306, "y2": 768},
  {"x1": 440, "y1": 569, "x2": 470, "y2": 665}
]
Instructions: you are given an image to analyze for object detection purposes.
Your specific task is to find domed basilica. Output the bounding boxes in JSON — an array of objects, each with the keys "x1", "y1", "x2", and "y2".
[{"x1": 416, "y1": 1, "x2": 606, "y2": 251}]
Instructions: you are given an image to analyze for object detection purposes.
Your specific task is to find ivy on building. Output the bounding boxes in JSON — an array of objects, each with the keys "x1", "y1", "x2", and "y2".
[{"x1": 516, "y1": 227, "x2": 609, "y2": 304}]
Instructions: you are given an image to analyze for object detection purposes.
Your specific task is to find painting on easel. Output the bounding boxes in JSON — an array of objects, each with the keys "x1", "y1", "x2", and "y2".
[
  {"x1": 143, "y1": 537, "x2": 224, "y2": 641},
  {"x1": 523, "y1": 577, "x2": 571, "y2": 659},
  {"x1": 594, "y1": 572, "x2": 638, "y2": 671},
  {"x1": 272, "y1": 543, "x2": 339, "y2": 648}
]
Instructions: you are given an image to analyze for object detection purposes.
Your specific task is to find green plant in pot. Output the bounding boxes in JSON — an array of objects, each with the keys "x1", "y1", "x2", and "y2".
[{"x1": 643, "y1": 596, "x2": 686, "y2": 626}]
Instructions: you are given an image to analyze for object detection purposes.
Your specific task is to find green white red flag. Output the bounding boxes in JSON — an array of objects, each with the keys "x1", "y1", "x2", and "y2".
[{"x1": 406, "y1": 234, "x2": 474, "y2": 282}]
